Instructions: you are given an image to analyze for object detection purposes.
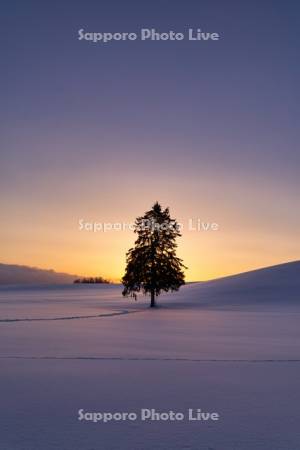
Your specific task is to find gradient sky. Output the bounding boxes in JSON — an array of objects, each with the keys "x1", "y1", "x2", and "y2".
[{"x1": 1, "y1": 0, "x2": 299, "y2": 281}]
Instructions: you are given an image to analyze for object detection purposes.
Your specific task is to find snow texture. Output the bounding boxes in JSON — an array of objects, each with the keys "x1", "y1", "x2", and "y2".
[{"x1": 0, "y1": 261, "x2": 299, "y2": 449}]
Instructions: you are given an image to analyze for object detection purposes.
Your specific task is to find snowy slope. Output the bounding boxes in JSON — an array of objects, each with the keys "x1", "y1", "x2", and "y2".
[
  {"x1": 167, "y1": 260, "x2": 300, "y2": 308},
  {"x1": 0, "y1": 261, "x2": 300, "y2": 450}
]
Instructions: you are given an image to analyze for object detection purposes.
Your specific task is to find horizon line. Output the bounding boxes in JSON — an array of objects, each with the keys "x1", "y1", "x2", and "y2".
[{"x1": 0, "y1": 259, "x2": 299, "y2": 285}]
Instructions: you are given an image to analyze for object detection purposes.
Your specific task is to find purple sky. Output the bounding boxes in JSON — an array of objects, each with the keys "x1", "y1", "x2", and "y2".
[{"x1": 1, "y1": 1, "x2": 299, "y2": 280}]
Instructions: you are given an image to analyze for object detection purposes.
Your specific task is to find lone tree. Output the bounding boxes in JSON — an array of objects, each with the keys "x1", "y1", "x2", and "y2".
[{"x1": 122, "y1": 202, "x2": 186, "y2": 307}]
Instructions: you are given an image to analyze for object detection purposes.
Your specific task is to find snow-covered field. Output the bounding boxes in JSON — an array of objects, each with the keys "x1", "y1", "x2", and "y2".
[{"x1": 1, "y1": 262, "x2": 300, "y2": 450}]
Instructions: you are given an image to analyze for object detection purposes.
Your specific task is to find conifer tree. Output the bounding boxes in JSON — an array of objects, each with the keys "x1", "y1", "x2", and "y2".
[{"x1": 122, "y1": 202, "x2": 186, "y2": 307}]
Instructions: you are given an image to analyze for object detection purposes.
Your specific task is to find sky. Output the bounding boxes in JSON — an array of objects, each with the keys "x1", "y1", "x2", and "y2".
[{"x1": 0, "y1": 0, "x2": 299, "y2": 281}]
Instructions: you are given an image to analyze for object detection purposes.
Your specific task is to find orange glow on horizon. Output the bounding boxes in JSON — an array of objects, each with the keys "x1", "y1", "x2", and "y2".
[{"x1": 1, "y1": 165, "x2": 299, "y2": 282}]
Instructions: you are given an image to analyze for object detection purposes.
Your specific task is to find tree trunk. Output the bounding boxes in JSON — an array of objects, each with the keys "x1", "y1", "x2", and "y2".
[{"x1": 150, "y1": 289, "x2": 156, "y2": 308}]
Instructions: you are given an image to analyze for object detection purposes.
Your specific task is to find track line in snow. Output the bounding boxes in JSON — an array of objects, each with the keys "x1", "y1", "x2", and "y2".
[
  {"x1": 0, "y1": 309, "x2": 142, "y2": 322},
  {"x1": 1, "y1": 356, "x2": 300, "y2": 363}
]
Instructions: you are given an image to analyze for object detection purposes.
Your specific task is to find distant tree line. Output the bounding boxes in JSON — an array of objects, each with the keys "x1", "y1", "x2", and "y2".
[{"x1": 74, "y1": 277, "x2": 110, "y2": 284}]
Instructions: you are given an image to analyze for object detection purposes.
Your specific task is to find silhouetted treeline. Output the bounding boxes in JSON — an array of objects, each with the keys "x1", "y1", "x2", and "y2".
[{"x1": 74, "y1": 277, "x2": 110, "y2": 284}]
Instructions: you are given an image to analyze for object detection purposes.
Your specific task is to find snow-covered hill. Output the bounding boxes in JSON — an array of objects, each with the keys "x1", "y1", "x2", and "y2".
[
  {"x1": 168, "y1": 261, "x2": 300, "y2": 307},
  {"x1": 0, "y1": 263, "x2": 78, "y2": 285},
  {"x1": 1, "y1": 261, "x2": 300, "y2": 450}
]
